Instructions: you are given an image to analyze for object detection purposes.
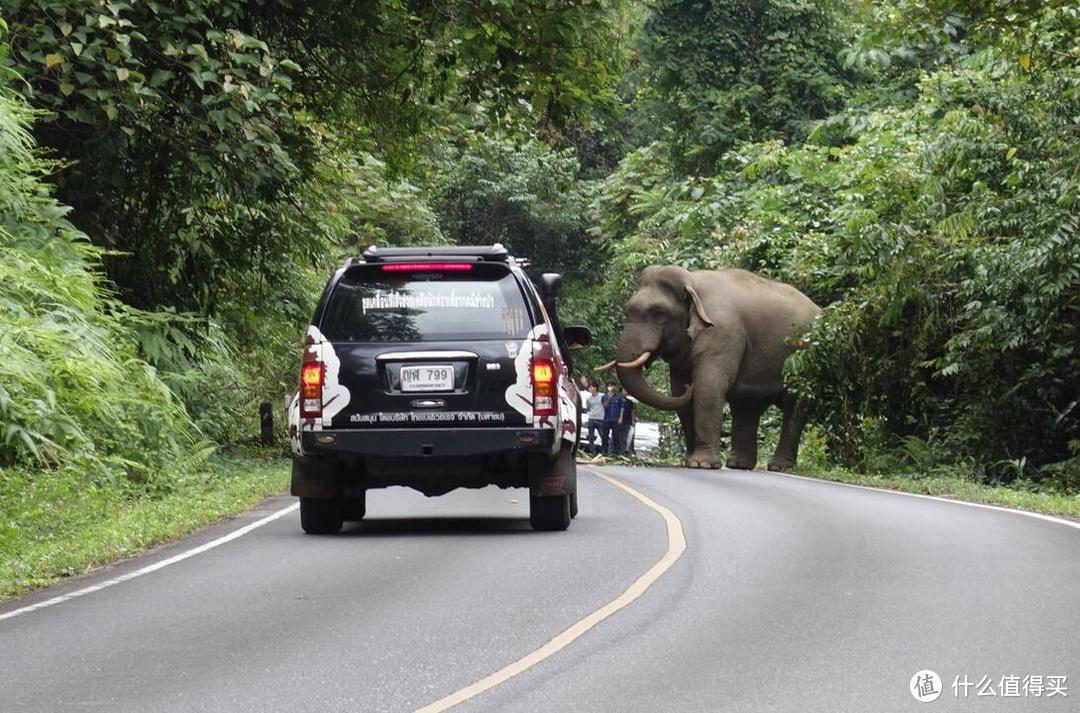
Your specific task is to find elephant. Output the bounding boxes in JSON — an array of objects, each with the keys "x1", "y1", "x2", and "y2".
[{"x1": 597, "y1": 265, "x2": 820, "y2": 470}]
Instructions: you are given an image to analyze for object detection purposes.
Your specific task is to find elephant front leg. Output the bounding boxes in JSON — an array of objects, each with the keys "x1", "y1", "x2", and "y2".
[
  {"x1": 727, "y1": 399, "x2": 767, "y2": 470},
  {"x1": 768, "y1": 391, "x2": 809, "y2": 472},
  {"x1": 686, "y1": 386, "x2": 726, "y2": 469}
]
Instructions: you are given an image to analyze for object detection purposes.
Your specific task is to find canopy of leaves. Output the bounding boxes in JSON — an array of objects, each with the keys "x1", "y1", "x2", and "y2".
[
  {"x1": 639, "y1": 0, "x2": 855, "y2": 171},
  {"x1": 2, "y1": 0, "x2": 629, "y2": 314},
  {"x1": 434, "y1": 132, "x2": 599, "y2": 275}
]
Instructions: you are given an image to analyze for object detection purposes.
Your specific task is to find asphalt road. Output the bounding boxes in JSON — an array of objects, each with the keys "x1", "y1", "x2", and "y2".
[{"x1": 2, "y1": 465, "x2": 1078, "y2": 712}]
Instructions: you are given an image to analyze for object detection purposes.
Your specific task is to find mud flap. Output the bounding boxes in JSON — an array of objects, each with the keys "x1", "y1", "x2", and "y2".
[
  {"x1": 530, "y1": 445, "x2": 577, "y2": 498},
  {"x1": 290, "y1": 457, "x2": 340, "y2": 498}
]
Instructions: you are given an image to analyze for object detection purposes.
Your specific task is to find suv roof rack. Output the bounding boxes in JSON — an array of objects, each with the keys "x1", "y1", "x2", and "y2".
[{"x1": 362, "y1": 244, "x2": 511, "y2": 264}]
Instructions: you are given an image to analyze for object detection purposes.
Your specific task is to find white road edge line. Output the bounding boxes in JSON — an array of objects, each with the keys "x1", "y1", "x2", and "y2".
[
  {"x1": 414, "y1": 468, "x2": 686, "y2": 713},
  {"x1": 773, "y1": 471, "x2": 1080, "y2": 532},
  {"x1": 0, "y1": 502, "x2": 300, "y2": 622}
]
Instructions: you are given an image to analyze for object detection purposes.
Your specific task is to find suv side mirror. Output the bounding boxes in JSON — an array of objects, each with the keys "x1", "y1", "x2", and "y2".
[
  {"x1": 564, "y1": 326, "x2": 592, "y2": 350},
  {"x1": 539, "y1": 273, "x2": 561, "y2": 301}
]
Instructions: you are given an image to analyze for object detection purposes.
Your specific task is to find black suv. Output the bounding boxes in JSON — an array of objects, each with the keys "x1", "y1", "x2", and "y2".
[{"x1": 288, "y1": 245, "x2": 591, "y2": 534}]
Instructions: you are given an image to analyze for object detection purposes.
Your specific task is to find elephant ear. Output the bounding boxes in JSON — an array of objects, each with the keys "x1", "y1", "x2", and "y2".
[
  {"x1": 687, "y1": 310, "x2": 708, "y2": 341},
  {"x1": 685, "y1": 285, "x2": 715, "y2": 328}
]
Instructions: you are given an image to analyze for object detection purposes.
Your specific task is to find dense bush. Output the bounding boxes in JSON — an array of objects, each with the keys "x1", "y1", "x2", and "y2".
[
  {"x1": 639, "y1": 0, "x2": 856, "y2": 171},
  {"x1": 0, "y1": 86, "x2": 198, "y2": 482}
]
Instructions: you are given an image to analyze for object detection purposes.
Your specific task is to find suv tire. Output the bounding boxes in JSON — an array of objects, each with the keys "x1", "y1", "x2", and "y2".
[
  {"x1": 530, "y1": 493, "x2": 571, "y2": 531},
  {"x1": 300, "y1": 497, "x2": 343, "y2": 534},
  {"x1": 342, "y1": 494, "x2": 366, "y2": 521}
]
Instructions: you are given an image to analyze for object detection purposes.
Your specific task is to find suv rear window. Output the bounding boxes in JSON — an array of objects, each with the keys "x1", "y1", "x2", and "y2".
[{"x1": 320, "y1": 264, "x2": 533, "y2": 342}]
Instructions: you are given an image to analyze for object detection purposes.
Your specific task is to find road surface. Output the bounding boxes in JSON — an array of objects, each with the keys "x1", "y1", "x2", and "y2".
[{"x1": 2, "y1": 465, "x2": 1078, "y2": 712}]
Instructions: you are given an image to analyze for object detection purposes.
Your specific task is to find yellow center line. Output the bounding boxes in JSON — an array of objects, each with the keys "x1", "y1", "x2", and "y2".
[{"x1": 414, "y1": 467, "x2": 687, "y2": 713}]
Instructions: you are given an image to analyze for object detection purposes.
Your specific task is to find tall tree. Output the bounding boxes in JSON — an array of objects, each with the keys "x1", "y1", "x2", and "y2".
[
  {"x1": 639, "y1": 0, "x2": 855, "y2": 172},
  {"x1": 2, "y1": 0, "x2": 630, "y2": 311}
]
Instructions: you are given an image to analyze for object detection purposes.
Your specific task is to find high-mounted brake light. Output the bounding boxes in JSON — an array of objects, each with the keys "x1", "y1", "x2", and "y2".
[
  {"x1": 299, "y1": 360, "x2": 324, "y2": 418},
  {"x1": 381, "y1": 262, "x2": 473, "y2": 272},
  {"x1": 532, "y1": 356, "x2": 557, "y2": 418}
]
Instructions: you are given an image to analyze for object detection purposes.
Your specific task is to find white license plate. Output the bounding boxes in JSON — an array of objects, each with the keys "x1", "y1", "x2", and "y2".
[{"x1": 400, "y1": 365, "x2": 454, "y2": 392}]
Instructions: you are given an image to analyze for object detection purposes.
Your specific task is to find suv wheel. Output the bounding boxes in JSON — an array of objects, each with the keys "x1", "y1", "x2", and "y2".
[
  {"x1": 342, "y1": 493, "x2": 366, "y2": 521},
  {"x1": 530, "y1": 493, "x2": 571, "y2": 531},
  {"x1": 300, "y1": 497, "x2": 343, "y2": 534}
]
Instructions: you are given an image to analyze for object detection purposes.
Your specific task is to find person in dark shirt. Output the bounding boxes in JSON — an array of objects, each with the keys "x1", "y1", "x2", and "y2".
[
  {"x1": 618, "y1": 387, "x2": 636, "y2": 455},
  {"x1": 601, "y1": 381, "x2": 623, "y2": 455}
]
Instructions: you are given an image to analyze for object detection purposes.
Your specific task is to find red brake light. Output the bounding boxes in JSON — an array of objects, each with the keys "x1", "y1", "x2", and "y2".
[
  {"x1": 532, "y1": 362, "x2": 554, "y2": 385},
  {"x1": 381, "y1": 262, "x2": 473, "y2": 272},
  {"x1": 301, "y1": 363, "x2": 322, "y2": 387},
  {"x1": 532, "y1": 357, "x2": 557, "y2": 417},
  {"x1": 300, "y1": 361, "x2": 323, "y2": 418}
]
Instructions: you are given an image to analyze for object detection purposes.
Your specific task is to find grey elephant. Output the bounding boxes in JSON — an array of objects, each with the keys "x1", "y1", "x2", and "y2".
[{"x1": 597, "y1": 265, "x2": 820, "y2": 470}]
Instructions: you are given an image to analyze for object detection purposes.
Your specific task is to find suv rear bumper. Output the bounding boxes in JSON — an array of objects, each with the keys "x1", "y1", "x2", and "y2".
[{"x1": 301, "y1": 427, "x2": 555, "y2": 458}]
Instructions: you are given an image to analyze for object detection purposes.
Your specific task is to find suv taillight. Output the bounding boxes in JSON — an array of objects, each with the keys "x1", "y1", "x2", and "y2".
[
  {"x1": 300, "y1": 359, "x2": 324, "y2": 418},
  {"x1": 532, "y1": 356, "x2": 557, "y2": 418}
]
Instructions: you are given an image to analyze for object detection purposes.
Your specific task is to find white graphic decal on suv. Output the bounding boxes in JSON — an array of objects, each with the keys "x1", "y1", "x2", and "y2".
[
  {"x1": 288, "y1": 391, "x2": 302, "y2": 455},
  {"x1": 559, "y1": 373, "x2": 578, "y2": 445},
  {"x1": 504, "y1": 325, "x2": 545, "y2": 421},
  {"x1": 288, "y1": 326, "x2": 352, "y2": 454},
  {"x1": 311, "y1": 325, "x2": 351, "y2": 427}
]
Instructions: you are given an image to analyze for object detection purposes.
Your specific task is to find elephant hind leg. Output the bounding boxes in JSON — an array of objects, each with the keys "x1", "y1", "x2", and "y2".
[
  {"x1": 727, "y1": 399, "x2": 767, "y2": 470},
  {"x1": 768, "y1": 391, "x2": 809, "y2": 472}
]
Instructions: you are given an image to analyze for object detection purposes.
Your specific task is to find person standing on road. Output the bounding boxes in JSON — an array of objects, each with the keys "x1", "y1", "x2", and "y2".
[
  {"x1": 618, "y1": 387, "x2": 636, "y2": 455},
  {"x1": 585, "y1": 381, "x2": 604, "y2": 454},
  {"x1": 601, "y1": 381, "x2": 623, "y2": 455}
]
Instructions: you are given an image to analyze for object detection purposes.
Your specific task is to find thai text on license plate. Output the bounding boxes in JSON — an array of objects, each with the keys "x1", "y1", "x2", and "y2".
[{"x1": 400, "y1": 365, "x2": 454, "y2": 392}]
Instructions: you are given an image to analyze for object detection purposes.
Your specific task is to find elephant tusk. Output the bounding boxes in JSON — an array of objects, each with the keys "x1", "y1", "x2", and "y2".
[
  {"x1": 616, "y1": 351, "x2": 652, "y2": 369},
  {"x1": 593, "y1": 359, "x2": 617, "y2": 373}
]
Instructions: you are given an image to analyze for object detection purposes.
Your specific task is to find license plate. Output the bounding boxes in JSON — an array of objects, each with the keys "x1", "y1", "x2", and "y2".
[{"x1": 400, "y1": 365, "x2": 454, "y2": 392}]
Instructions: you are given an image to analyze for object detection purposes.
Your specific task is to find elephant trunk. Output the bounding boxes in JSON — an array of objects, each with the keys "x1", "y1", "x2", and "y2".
[{"x1": 616, "y1": 364, "x2": 693, "y2": 411}]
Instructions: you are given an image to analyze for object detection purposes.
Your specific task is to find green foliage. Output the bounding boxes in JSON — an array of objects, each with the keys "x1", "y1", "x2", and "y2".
[
  {"x1": 339, "y1": 153, "x2": 446, "y2": 250},
  {"x1": 0, "y1": 84, "x2": 198, "y2": 481},
  {"x1": 434, "y1": 132, "x2": 598, "y2": 274},
  {"x1": 639, "y1": 0, "x2": 856, "y2": 171},
  {"x1": 5, "y1": 0, "x2": 312, "y2": 313},
  {"x1": 257, "y1": 0, "x2": 631, "y2": 156}
]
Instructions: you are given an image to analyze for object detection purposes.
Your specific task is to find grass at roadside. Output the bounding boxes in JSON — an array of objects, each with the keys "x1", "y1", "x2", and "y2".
[
  {"x1": 0, "y1": 450, "x2": 289, "y2": 601},
  {"x1": 601, "y1": 422, "x2": 1080, "y2": 522},
  {"x1": 604, "y1": 450, "x2": 1080, "y2": 521},
  {"x1": 782, "y1": 467, "x2": 1080, "y2": 521}
]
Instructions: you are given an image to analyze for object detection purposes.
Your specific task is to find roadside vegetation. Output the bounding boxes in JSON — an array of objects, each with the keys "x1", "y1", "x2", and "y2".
[{"x1": 1, "y1": 1, "x2": 1077, "y2": 595}]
